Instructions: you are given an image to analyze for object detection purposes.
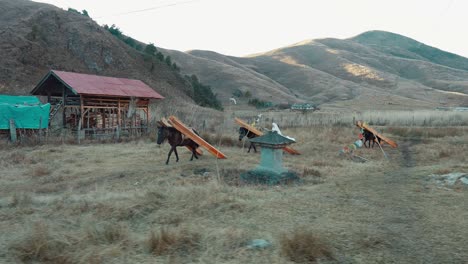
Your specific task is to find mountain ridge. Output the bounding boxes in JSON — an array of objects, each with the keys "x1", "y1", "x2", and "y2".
[{"x1": 1, "y1": 0, "x2": 467, "y2": 111}]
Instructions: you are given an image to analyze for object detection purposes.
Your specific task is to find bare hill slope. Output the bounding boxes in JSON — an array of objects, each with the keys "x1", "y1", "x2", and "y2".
[
  {"x1": 166, "y1": 31, "x2": 468, "y2": 109},
  {"x1": 1, "y1": 0, "x2": 467, "y2": 110},
  {"x1": 0, "y1": 0, "x2": 193, "y2": 106}
]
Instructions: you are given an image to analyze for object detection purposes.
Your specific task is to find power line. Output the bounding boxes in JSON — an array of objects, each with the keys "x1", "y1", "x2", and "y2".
[
  {"x1": 95, "y1": 0, "x2": 200, "y2": 19},
  {"x1": 33, "y1": 0, "x2": 200, "y2": 26}
]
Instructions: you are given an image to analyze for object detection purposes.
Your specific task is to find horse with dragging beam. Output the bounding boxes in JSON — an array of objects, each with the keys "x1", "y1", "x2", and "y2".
[
  {"x1": 238, "y1": 127, "x2": 258, "y2": 153},
  {"x1": 362, "y1": 129, "x2": 382, "y2": 148},
  {"x1": 157, "y1": 125, "x2": 200, "y2": 165}
]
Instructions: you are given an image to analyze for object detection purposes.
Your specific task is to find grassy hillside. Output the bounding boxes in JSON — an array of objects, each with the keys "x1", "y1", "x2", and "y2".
[
  {"x1": 351, "y1": 30, "x2": 468, "y2": 71},
  {"x1": 166, "y1": 31, "x2": 468, "y2": 110},
  {"x1": 0, "y1": 0, "x2": 195, "y2": 108},
  {"x1": 1, "y1": 1, "x2": 467, "y2": 110}
]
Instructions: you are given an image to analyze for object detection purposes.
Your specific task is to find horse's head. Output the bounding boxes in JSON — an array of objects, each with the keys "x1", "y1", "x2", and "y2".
[
  {"x1": 157, "y1": 126, "x2": 167, "y2": 145},
  {"x1": 239, "y1": 127, "x2": 248, "y2": 141}
]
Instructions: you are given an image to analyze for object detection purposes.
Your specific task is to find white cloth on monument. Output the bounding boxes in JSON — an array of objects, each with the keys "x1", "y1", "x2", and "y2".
[{"x1": 272, "y1": 122, "x2": 295, "y2": 142}]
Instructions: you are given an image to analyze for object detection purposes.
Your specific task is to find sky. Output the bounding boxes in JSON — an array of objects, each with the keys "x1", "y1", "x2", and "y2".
[{"x1": 33, "y1": 0, "x2": 468, "y2": 58}]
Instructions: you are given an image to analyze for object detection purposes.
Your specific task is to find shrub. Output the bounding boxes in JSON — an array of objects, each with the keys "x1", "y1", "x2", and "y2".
[
  {"x1": 32, "y1": 165, "x2": 49, "y2": 177},
  {"x1": 9, "y1": 222, "x2": 72, "y2": 263},
  {"x1": 232, "y1": 88, "x2": 243, "y2": 98},
  {"x1": 86, "y1": 222, "x2": 129, "y2": 245},
  {"x1": 280, "y1": 229, "x2": 333, "y2": 263},
  {"x1": 147, "y1": 227, "x2": 200, "y2": 256},
  {"x1": 248, "y1": 98, "x2": 273, "y2": 109}
]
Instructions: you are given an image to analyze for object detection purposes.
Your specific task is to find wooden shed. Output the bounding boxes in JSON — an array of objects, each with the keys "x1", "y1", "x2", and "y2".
[{"x1": 31, "y1": 70, "x2": 164, "y2": 136}]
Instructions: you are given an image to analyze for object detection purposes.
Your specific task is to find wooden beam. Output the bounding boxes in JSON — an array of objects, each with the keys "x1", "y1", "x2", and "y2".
[
  {"x1": 145, "y1": 107, "x2": 149, "y2": 132},
  {"x1": 80, "y1": 95, "x2": 84, "y2": 129},
  {"x1": 62, "y1": 85, "x2": 66, "y2": 128}
]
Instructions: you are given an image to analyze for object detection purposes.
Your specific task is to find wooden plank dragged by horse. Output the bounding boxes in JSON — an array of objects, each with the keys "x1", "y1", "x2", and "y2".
[
  {"x1": 157, "y1": 118, "x2": 203, "y2": 165},
  {"x1": 356, "y1": 121, "x2": 398, "y2": 148},
  {"x1": 234, "y1": 117, "x2": 300, "y2": 155},
  {"x1": 168, "y1": 116, "x2": 227, "y2": 159}
]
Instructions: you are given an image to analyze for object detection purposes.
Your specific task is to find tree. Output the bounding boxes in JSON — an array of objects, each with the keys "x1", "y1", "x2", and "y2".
[
  {"x1": 156, "y1": 52, "x2": 164, "y2": 61},
  {"x1": 82, "y1": 9, "x2": 90, "y2": 17},
  {"x1": 172, "y1": 62, "x2": 180, "y2": 72},
  {"x1": 165, "y1": 55, "x2": 172, "y2": 66},
  {"x1": 187, "y1": 75, "x2": 223, "y2": 111},
  {"x1": 67, "y1": 8, "x2": 80, "y2": 15},
  {"x1": 124, "y1": 37, "x2": 137, "y2": 48},
  {"x1": 144, "y1": 43, "x2": 157, "y2": 55},
  {"x1": 107, "y1": 24, "x2": 122, "y2": 38}
]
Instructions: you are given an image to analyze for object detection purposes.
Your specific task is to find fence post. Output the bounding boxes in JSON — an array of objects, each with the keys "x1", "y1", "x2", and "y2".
[
  {"x1": 77, "y1": 118, "x2": 82, "y2": 144},
  {"x1": 9, "y1": 119, "x2": 17, "y2": 143},
  {"x1": 39, "y1": 117, "x2": 42, "y2": 142}
]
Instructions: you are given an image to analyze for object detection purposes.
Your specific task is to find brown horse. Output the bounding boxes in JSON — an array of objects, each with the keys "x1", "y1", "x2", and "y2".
[
  {"x1": 157, "y1": 126, "x2": 199, "y2": 164},
  {"x1": 362, "y1": 129, "x2": 382, "y2": 148},
  {"x1": 239, "y1": 127, "x2": 257, "y2": 153}
]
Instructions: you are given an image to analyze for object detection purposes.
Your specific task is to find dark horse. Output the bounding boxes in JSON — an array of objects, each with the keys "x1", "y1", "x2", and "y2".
[
  {"x1": 238, "y1": 127, "x2": 257, "y2": 153},
  {"x1": 362, "y1": 130, "x2": 382, "y2": 148},
  {"x1": 157, "y1": 126, "x2": 199, "y2": 165}
]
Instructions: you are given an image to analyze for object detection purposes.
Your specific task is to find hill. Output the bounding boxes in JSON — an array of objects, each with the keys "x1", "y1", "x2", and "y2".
[
  {"x1": 0, "y1": 0, "x2": 196, "y2": 108},
  {"x1": 164, "y1": 31, "x2": 468, "y2": 110},
  {"x1": 1, "y1": 0, "x2": 467, "y2": 111}
]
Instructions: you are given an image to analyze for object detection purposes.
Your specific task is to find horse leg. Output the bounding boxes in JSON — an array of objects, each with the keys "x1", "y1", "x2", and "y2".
[
  {"x1": 247, "y1": 143, "x2": 252, "y2": 153},
  {"x1": 190, "y1": 148, "x2": 198, "y2": 161},
  {"x1": 166, "y1": 147, "x2": 174, "y2": 165},
  {"x1": 174, "y1": 147, "x2": 179, "y2": 162},
  {"x1": 193, "y1": 147, "x2": 199, "y2": 159},
  {"x1": 252, "y1": 143, "x2": 257, "y2": 153}
]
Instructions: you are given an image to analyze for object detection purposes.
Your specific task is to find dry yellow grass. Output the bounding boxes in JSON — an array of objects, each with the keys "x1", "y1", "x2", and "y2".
[{"x1": 0, "y1": 120, "x2": 467, "y2": 263}]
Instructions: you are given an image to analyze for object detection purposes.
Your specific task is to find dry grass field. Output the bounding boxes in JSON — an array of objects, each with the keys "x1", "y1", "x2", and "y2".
[{"x1": 0, "y1": 118, "x2": 467, "y2": 263}]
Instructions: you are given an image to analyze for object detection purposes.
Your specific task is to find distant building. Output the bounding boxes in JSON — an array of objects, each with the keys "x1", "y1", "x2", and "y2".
[{"x1": 290, "y1": 103, "x2": 318, "y2": 111}]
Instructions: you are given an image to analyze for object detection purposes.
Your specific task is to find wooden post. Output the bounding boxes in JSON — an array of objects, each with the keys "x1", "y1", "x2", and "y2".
[
  {"x1": 39, "y1": 117, "x2": 42, "y2": 142},
  {"x1": 118, "y1": 99, "x2": 121, "y2": 126},
  {"x1": 116, "y1": 125, "x2": 120, "y2": 141},
  {"x1": 9, "y1": 119, "x2": 17, "y2": 143},
  {"x1": 77, "y1": 118, "x2": 82, "y2": 144},
  {"x1": 102, "y1": 109, "x2": 106, "y2": 129},
  {"x1": 80, "y1": 95, "x2": 84, "y2": 128},
  {"x1": 145, "y1": 106, "x2": 150, "y2": 133},
  {"x1": 87, "y1": 108, "x2": 90, "y2": 129},
  {"x1": 62, "y1": 86, "x2": 67, "y2": 128}
]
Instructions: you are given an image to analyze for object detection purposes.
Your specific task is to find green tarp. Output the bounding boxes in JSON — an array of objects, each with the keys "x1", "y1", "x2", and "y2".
[{"x1": 0, "y1": 95, "x2": 50, "y2": 129}]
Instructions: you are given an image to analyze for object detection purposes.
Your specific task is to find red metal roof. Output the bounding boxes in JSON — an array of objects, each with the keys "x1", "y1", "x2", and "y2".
[{"x1": 51, "y1": 70, "x2": 164, "y2": 99}]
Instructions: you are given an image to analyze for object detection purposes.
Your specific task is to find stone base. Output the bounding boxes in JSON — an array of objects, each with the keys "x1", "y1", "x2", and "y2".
[{"x1": 240, "y1": 169, "x2": 302, "y2": 185}]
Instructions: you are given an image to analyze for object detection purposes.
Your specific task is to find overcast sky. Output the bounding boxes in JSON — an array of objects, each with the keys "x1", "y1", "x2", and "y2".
[{"x1": 33, "y1": 0, "x2": 468, "y2": 58}]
